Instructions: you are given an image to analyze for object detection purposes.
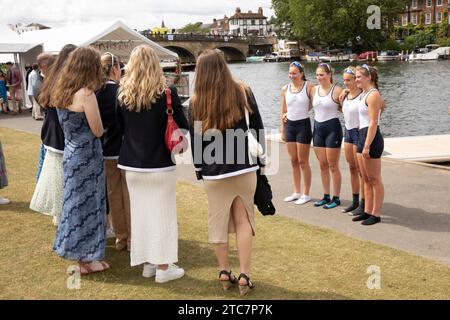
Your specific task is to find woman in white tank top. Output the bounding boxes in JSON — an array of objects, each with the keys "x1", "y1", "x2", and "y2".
[
  {"x1": 339, "y1": 66, "x2": 368, "y2": 216},
  {"x1": 311, "y1": 63, "x2": 344, "y2": 210},
  {"x1": 352, "y1": 64, "x2": 385, "y2": 226},
  {"x1": 281, "y1": 62, "x2": 314, "y2": 205}
]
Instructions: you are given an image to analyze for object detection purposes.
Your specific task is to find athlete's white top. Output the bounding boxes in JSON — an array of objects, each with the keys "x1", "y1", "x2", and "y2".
[
  {"x1": 342, "y1": 91, "x2": 362, "y2": 130},
  {"x1": 313, "y1": 85, "x2": 340, "y2": 123},
  {"x1": 359, "y1": 88, "x2": 381, "y2": 129},
  {"x1": 285, "y1": 82, "x2": 310, "y2": 121}
]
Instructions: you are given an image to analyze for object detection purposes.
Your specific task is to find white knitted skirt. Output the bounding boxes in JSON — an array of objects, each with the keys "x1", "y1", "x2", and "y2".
[
  {"x1": 125, "y1": 170, "x2": 178, "y2": 267},
  {"x1": 30, "y1": 150, "x2": 64, "y2": 218}
]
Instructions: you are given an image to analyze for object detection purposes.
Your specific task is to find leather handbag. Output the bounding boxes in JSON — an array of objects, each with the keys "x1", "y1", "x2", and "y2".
[{"x1": 165, "y1": 88, "x2": 187, "y2": 154}]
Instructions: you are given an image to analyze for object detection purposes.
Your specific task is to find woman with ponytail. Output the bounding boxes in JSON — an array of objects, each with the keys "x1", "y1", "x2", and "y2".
[
  {"x1": 281, "y1": 61, "x2": 314, "y2": 205},
  {"x1": 352, "y1": 64, "x2": 384, "y2": 226}
]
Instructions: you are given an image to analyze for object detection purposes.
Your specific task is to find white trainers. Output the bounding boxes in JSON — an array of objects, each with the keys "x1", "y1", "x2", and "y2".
[
  {"x1": 284, "y1": 193, "x2": 302, "y2": 202},
  {"x1": 155, "y1": 264, "x2": 185, "y2": 283},
  {"x1": 142, "y1": 263, "x2": 157, "y2": 278},
  {"x1": 295, "y1": 195, "x2": 312, "y2": 205},
  {"x1": 106, "y1": 227, "x2": 116, "y2": 239},
  {"x1": 0, "y1": 197, "x2": 10, "y2": 205}
]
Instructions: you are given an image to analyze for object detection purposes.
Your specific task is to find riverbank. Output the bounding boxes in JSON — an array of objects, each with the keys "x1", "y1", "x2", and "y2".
[{"x1": 1, "y1": 126, "x2": 450, "y2": 299}]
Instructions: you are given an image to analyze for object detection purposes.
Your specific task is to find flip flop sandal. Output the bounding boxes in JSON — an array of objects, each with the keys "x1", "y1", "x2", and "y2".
[{"x1": 78, "y1": 261, "x2": 110, "y2": 276}]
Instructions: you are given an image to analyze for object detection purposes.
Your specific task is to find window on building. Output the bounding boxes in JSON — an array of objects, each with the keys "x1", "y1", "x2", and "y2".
[
  {"x1": 402, "y1": 14, "x2": 409, "y2": 26},
  {"x1": 260, "y1": 19, "x2": 264, "y2": 25},
  {"x1": 437, "y1": 0, "x2": 442, "y2": 6},
  {"x1": 436, "y1": 12, "x2": 443, "y2": 22},
  {"x1": 425, "y1": 12, "x2": 432, "y2": 24},
  {"x1": 412, "y1": 14, "x2": 418, "y2": 25},
  {"x1": 251, "y1": 20, "x2": 255, "y2": 25},
  {"x1": 426, "y1": 0, "x2": 432, "y2": 7},
  {"x1": 412, "y1": 0, "x2": 418, "y2": 8}
]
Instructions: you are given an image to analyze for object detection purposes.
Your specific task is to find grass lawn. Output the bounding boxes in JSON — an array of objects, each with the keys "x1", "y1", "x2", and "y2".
[{"x1": 1, "y1": 126, "x2": 450, "y2": 300}]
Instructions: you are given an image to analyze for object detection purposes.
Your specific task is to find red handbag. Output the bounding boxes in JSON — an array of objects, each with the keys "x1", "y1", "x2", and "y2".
[{"x1": 165, "y1": 88, "x2": 187, "y2": 154}]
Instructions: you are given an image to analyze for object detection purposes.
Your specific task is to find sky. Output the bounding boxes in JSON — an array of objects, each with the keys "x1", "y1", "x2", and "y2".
[{"x1": 1, "y1": 0, "x2": 275, "y2": 31}]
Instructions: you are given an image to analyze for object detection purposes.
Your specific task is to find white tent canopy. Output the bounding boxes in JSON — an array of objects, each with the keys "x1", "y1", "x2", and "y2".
[
  {"x1": 15, "y1": 20, "x2": 177, "y2": 60},
  {"x1": 1, "y1": 21, "x2": 177, "y2": 108}
]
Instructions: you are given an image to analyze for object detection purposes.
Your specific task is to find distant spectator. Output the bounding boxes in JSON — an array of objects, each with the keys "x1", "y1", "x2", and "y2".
[
  {"x1": 28, "y1": 63, "x2": 43, "y2": 120},
  {"x1": 0, "y1": 138, "x2": 9, "y2": 205},
  {"x1": 0, "y1": 71, "x2": 8, "y2": 113},
  {"x1": 6, "y1": 62, "x2": 23, "y2": 114}
]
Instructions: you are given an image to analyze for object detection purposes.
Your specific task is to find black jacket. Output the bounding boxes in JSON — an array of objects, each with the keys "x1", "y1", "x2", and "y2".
[
  {"x1": 117, "y1": 86, "x2": 189, "y2": 171},
  {"x1": 189, "y1": 87, "x2": 265, "y2": 180},
  {"x1": 96, "y1": 82, "x2": 121, "y2": 158},
  {"x1": 41, "y1": 107, "x2": 65, "y2": 153}
]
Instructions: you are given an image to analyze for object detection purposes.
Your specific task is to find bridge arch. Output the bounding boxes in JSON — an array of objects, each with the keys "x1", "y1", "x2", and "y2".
[
  {"x1": 163, "y1": 46, "x2": 196, "y2": 64},
  {"x1": 215, "y1": 46, "x2": 247, "y2": 62}
]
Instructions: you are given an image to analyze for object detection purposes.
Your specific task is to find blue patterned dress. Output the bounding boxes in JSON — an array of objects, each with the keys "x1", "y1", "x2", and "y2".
[{"x1": 53, "y1": 109, "x2": 106, "y2": 262}]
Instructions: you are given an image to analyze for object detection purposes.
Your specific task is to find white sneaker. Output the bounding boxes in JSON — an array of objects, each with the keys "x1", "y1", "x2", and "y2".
[
  {"x1": 0, "y1": 197, "x2": 10, "y2": 205},
  {"x1": 155, "y1": 264, "x2": 185, "y2": 283},
  {"x1": 142, "y1": 263, "x2": 157, "y2": 278},
  {"x1": 284, "y1": 193, "x2": 302, "y2": 202},
  {"x1": 106, "y1": 227, "x2": 116, "y2": 239},
  {"x1": 295, "y1": 195, "x2": 312, "y2": 205}
]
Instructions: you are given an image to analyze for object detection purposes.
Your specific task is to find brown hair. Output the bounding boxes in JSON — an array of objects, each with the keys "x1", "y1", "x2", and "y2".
[
  {"x1": 36, "y1": 52, "x2": 53, "y2": 67},
  {"x1": 192, "y1": 49, "x2": 251, "y2": 133},
  {"x1": 356, "y1": 65, "x2": 379, "y2": 89},
  {"x1": 101, "y1": 52, "x2": 120, "y2": 85},
  {"x1": 51, "y1": 46, "x2": 103, "y2": 109},
  {"x1": 317, "y1": 63, "x2": 333, "y2": 84},
  {"x1": 38, "y1": 44, "x2": 76, "y2": 107}
]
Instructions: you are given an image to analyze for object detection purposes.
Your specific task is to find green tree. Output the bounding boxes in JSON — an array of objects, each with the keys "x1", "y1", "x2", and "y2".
[
  {"x1": 272, "y1": 0, "x2": 408, "y2": 52},
  {"x1": 177, "y1": 22, "x2": 209, "y2": 34}
]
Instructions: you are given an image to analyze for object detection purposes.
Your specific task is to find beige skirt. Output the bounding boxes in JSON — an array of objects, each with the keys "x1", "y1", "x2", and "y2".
[{"x1": 203, "y1": 171, "x2": 257, "y2": 244}]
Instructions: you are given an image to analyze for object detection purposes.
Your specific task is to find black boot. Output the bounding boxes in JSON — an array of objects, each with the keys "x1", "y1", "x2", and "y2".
[{"x1": 352, "y1": 212, "x2": 371, "y2": 222}]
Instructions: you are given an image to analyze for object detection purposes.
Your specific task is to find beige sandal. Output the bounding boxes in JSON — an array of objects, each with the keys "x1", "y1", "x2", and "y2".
[{"x1": 78, "y1": 261, "x2": 110, "y2": 276}]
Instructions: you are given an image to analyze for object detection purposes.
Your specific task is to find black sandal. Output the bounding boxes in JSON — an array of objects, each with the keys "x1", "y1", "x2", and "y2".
[
  {"x1": 219, "y1": 270, "x2": 237, "y2": 291},
  {"x1": 238, "y1": 273, "x2": 255, "y2": 296}
]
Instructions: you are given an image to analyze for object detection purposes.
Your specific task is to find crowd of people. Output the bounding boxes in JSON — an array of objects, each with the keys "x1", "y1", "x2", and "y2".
[{"x1": 0, "y1": 45, "x2": 385, "y2": 296}]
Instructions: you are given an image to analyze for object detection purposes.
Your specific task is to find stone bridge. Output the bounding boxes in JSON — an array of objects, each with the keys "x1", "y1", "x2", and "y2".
[{"x1": 145, "y1": 34, "x2": 250, "y2": 63}]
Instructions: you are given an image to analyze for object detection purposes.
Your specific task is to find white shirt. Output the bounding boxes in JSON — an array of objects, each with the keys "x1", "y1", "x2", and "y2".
[
  {"x1": 285, "y1": 82, "x2": 310, "y2": 121},
  {"x1": 312, "y1": 85, "x2": 340, "y2": 123},
  {"x1": 342, "y1": 91, "x2": 362, "y2": 130}
]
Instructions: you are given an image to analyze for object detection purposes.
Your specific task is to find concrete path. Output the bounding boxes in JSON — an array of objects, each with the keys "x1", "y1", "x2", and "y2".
[{"x1": 2, "y1": 113, "x2": 450, "y2": 266}]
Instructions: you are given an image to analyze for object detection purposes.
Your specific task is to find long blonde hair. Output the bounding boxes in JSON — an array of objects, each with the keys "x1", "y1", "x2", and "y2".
[
  {"x1": 192, "y1": 49, "x2": 251, "y2": 133},
  {"x1": 118, "y1": 45, "x2": 166, "y2": 112}
]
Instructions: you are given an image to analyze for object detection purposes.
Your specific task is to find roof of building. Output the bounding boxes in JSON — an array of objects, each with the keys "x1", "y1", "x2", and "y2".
[
  {"x1": 230, "y1": 11, "x2": 267, "y2": 20},
  {"x1": 26, "y1": 23, "x2": 50, "y2": 29},
  {"x1": 2, "y1": 20, "x2": 177, "y2": 60}
]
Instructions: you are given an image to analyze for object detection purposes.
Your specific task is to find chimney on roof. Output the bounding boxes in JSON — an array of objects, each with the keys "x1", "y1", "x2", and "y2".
[
  {"x1": 248, "y1": 10, "x2": 252, "y2": 13},
  {"x1": 258, "y1": 7, "x2": 263, "y2": 15},
  {"x1": 236, "y1": 7, "x2": 241, "y2": 14}
]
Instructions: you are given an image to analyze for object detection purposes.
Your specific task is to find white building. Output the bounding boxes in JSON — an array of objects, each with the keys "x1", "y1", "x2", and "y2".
[
  {"x1": 229, "y1": 7, "x2": 269, "y2": 36},
  {"x1": 8, "y1": 23, "x2": 50, "y2": 34}
]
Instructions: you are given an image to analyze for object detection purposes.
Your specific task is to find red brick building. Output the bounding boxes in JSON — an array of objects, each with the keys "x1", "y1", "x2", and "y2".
[
  {"x1": 398, "y1": 0, "x2": 450, "y2": 38},
  {"x1": 400, "y1": 0, "x2": 449, "y2": 26}
]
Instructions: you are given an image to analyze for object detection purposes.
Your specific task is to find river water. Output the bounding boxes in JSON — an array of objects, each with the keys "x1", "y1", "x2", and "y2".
[{"x1": 188, "y1": 60, "x2": 450, "y2": 138}]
